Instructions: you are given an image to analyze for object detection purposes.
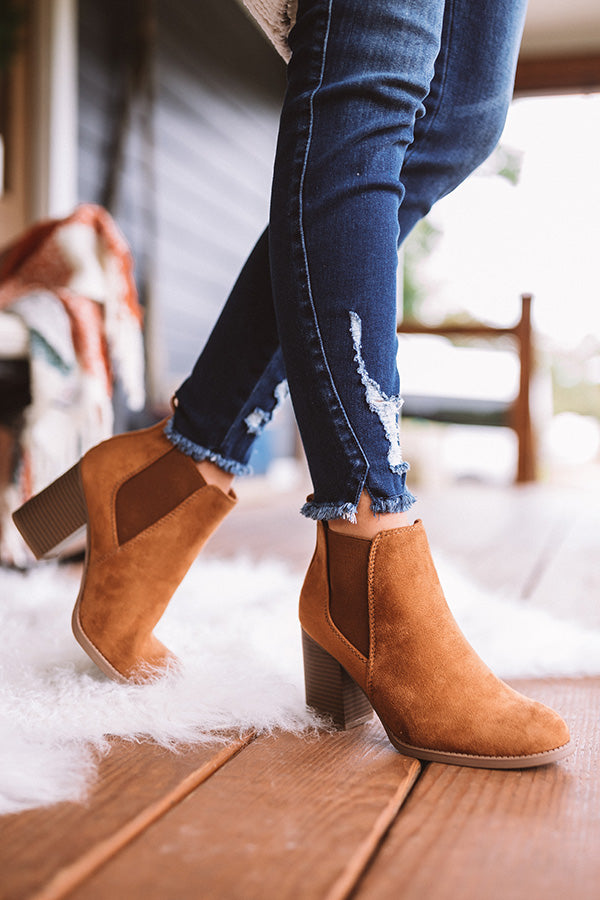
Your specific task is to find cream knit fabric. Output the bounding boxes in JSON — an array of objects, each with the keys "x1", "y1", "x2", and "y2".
[{"x1": 239, "y1": 0, "x2": 297, "y2": 61}]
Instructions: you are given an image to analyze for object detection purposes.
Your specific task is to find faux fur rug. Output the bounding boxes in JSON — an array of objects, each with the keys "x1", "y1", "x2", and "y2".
[{"x1": 1, "y1": 554, "x2": 599, "y2": 815}]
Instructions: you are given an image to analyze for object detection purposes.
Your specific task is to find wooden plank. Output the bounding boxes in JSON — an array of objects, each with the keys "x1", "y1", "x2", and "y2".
[
  {"x1": 0, "y1": 735, "x2": 251, "y2": 900},
  {"x1": 67, "y1": 722, "x2": 421, "y2": 900},
  {"x1": 354, "y1": 678, "x2": 600, "y2": 900}
]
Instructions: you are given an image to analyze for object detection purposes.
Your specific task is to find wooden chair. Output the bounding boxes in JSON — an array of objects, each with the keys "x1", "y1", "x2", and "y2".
[{"x1": 397, "y1": 293, "x2": 535, "y2": 483}]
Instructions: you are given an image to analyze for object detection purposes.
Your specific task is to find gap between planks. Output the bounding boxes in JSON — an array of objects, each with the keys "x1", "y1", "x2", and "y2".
[
  {"x1": 354, "y1": 679, "x2": 600, "y2": 900},
  {"x1": 63, "y1": 723, "x2": 422, "y2": 900},
  {"x1": 324, "y1": 758, "x2": 422, "y2": 900},
  {"x1": 29, "y1": 733, "x2": 255, "y2": 900}
]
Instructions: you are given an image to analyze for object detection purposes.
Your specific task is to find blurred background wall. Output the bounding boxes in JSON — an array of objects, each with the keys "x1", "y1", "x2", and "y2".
[{"x1": 77, "y1": 0, "x2": 286, "y2": 406}]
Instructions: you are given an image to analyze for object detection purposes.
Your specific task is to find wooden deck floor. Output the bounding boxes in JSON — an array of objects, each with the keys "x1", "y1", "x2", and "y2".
[{"x1": 2, "y1": 479, "x2": 599, "y2": 900}]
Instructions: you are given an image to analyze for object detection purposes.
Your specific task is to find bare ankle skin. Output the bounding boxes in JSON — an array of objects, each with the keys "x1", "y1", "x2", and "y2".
[
  {"x1": 328, "y1": 490, "x2": 413, "y2": 539},
  {"x1": 195, "y1": 459, "x2": 235, "y2": 494}
]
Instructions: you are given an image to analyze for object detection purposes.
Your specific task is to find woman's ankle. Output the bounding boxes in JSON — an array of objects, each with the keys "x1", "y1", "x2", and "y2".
[
  {"x1": 328, "y1": 490, "x2": 413, "y2": 539},
  {"x1": 194, "y1": 459, "x2": 235, "y2": 494}
]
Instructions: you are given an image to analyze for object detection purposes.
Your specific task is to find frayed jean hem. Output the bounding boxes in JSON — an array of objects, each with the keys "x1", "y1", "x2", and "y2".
[
  {"x1": 370, "y1": 490, "x2": 417, "y2": 515},
  {"x1": 164, "y1": 417, "x2": 252, "y2": 477},
  {"x1": 301, "y1": 489, "x2": 417, "y2": 523},
  {"x1": 301, "y1": 499, "x2": 359, "y2": 523}
]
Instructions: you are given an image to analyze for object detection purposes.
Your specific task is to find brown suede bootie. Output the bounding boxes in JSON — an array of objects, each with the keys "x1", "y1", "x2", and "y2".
[
  {"x1": 13, "y1": 420, "x2": 236, "y2": 682},
  {"x1": 300, "y1": 520, "x2": 572, "y2": 769}
]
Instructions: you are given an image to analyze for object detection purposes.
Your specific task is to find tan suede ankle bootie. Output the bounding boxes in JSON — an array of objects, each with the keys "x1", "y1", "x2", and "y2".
[
  {"x1": 13, "y1": 420, "x2": 236, "y2": 682},
  {"x1": 300, "y1": 520, "x2": 572, "y2": 769}
]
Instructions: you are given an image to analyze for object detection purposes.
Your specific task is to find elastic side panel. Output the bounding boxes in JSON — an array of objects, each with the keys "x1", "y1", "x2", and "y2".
[
  {"x1": 326, "y1": 528, "x2": 371, "y2": 658},
  {"x1": 115, "y1": 449, "x2": 205, "y2": 545}
]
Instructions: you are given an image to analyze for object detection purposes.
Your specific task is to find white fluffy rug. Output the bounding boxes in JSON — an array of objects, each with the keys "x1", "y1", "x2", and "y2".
[{"x1": 1, "y1": 553, "x2": 599, "y2": 815}]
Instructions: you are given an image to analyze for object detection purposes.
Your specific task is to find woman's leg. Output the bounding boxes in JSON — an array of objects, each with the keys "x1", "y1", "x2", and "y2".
[
  {"x1": 169, "y1": 229, "x2": 287, "y2": 478},
  {"x1": 269, "y1": 0, "x2": 531, "y2": 526},
  {"x1": 269, "y1": 0, "x2": 570, "y2": 768},
  {"x1": 168, "y1": 0, "x2": 528, "y2": 509},
  {"x1": 398, "y1": 0, "x2": 529, "y2": 239},
  {"x1": 269, "y1": 0, "x2": 444, "y2": 523}
]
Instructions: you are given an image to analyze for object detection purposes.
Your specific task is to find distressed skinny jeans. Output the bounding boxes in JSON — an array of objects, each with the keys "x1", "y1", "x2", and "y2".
[{"x1": 167, "y1": 0, "x2": 528, "y2": 521}]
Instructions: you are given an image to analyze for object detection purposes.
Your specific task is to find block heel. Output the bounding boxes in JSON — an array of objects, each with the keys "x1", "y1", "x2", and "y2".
[
  {"x1": 302, "y1": 629, "x2": 373, "y2": 729},
  {"x1": 12, "y1": 462, "x2": 88, "y2": 559}
]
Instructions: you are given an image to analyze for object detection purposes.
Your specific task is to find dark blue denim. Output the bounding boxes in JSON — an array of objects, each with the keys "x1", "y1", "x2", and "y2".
[{"x1": 168, "y1": 0, "x2": 528, "y2": 520}]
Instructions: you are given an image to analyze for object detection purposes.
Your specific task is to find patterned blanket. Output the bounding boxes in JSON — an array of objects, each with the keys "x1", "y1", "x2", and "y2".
[
  {"x1": 0, "y1": 204, "x2": 145, "y2": 565},
  {"x1": 238, "y1": 0, "x2": 297, "y2": 60}
]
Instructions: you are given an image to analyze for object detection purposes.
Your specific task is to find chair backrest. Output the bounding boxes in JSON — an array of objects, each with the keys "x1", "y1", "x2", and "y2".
[{"x1": 396, "y1": 294, "x2": 535, "y2": 482}]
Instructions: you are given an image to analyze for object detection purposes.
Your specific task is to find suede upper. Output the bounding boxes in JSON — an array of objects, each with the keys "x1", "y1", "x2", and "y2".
[
  {"x1": 77, "y1": 420, "x2": 236, "y2": 680},
  {"x1": 300, "y1": 520, "x2": 570, "y2": 761}
]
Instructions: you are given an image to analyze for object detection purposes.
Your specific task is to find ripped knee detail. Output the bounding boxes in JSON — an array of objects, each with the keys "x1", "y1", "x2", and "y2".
[
  {"x1": 349, "y1": 311, "x2": 408, "y2": 476},
  {"x1": 244, "y1": 379, "x2": 289, "y2": 437}
]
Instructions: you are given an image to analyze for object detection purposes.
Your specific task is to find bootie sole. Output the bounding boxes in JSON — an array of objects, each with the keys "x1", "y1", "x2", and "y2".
[{"x1": 382, "y1": 727, "x2": 573, "y2": 769}]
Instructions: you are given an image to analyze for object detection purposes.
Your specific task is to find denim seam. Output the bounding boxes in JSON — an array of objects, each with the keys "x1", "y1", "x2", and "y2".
[
  {"x1": 211, "y1": 404, "x2": 257, "y2": 465},
  {"x1": 297, "y1": 0, "x2": 368, "y2": 510}
]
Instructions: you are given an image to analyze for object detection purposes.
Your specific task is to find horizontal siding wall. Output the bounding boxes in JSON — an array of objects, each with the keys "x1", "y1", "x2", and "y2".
[{"x1": 78, "y1": 0, "x2": 286, "y2": 404}]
